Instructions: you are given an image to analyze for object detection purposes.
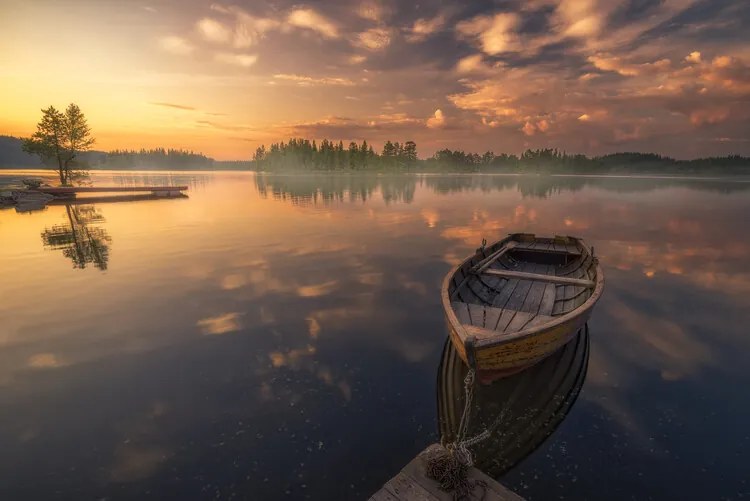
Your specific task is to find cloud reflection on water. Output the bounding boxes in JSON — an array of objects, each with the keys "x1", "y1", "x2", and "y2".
[{"x1": 1, "y1": 171, "x2": 749, "y2": 499}]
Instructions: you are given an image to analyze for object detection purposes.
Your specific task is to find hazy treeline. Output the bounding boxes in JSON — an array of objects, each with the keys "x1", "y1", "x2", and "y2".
[
  {"x1": 3, "y1": 133, "x2": 749, "y2": 174},
  {"x1": 97, "y1": 148, "x2": 214, "y2": 169},
  {"x1": 250, "y1": 138, "x2": 750, "y2": 175},
  {"x1": 0, "y1": 136, "x2": 216, "y2": 170},
  {"x1": 427, "y1": 149, "x2": 750, "y2": 174},
  {"x1": 253, "y1": 138, "x2": 418, "y2": 170}
]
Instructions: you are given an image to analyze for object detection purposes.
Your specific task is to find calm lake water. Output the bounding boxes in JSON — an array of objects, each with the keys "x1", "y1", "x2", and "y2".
[{"x1": 1, "y1": 170, "x2": 749, "y2": 500}]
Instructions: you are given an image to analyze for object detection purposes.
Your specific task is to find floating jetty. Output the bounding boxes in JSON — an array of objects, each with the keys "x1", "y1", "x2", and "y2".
[
  {"x1": 369, "y1": 444, "x2": 523, "y2": 501},
  {"x1": 1, "y1": 182, "x2": 188, "y2": 212},
  {"x1": 33, "y1": 185, "x2": 189, "y2": 197}
]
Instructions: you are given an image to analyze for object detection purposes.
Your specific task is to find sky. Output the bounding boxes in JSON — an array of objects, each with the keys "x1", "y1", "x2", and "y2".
[{"x1": 0, "y1": 0, "x2": 748, "y2": 160}]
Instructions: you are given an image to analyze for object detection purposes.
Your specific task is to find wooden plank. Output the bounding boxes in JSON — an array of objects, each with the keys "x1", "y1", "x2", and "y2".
[
  {"x1": 467, "y1": 303, "x2": 486, "y2": 327},
  {"x1": 468, "y1": 276, "x2": 506, "y2": 305},
  {"x1": 503, "y1": 310, "x2": 537, "y2": 333},
  {"x1": 502, "y1": 277, "x2": 533, "y2": 313},
  {"x1": 491, "y1": 278, "x2": 519, "y2": 308},
  {"x1": 383, "y1": 472, "x2": 437, "y2": 500},
  {"x1": 518, "y1": 279, "x2": 547, "y2": 313},
  {"x1": 539, "y1": 282, "x2": 557, "y2": 317},
  {"x1": 495, "y1": 308, "x2": 520, "y2": 333},
  {"x1": 452, "y1": 302, "x2": 472, "y2": 325},
  {"x1": 369, "y1": 489, "x2": 400, "y2": 501},
  {"x1": 483, "y1": 305, "x2": 503, "y2": 331},
  {"x1": 483, "y1": 269, "x2": 595, "y2": 288},
  {"x1": 479, "y1": 274, "x2": 507, "y2": 293},
  {"x1": 472, "y1": 242, "x2": 518, "y2": 274},
  {"x1": 514, "y1": 241, "x2": 580, "y2": 256},
  {"x1": 378, "y1": 444, "x2": 525, "y2": 501},
  {"x1": 35, "y1": 186, "x2": 188, "y2": 194}
]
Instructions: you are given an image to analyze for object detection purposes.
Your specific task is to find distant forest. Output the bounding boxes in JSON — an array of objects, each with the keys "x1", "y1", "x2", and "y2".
[
  {"x1": 2, "y1": 134, "x2": 749, "y2": 175},
  {"x1": 253, "y1": 138, "x2": 750, "y2": 175},
  {"x1": 104, "y1": 149, "x2": 213, "y2": 169},
  {"x1": 0, "y1": 136, "x2": 214, "y2": 170}
]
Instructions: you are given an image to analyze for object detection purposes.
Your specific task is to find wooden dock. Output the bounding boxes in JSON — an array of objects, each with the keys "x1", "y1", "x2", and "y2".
[
  {"x1": 369, "y1": 445, "x2": 524, "y2": 501},
  {"x1": 33, "y1": 186, "x2": 188, "y2": 197}
]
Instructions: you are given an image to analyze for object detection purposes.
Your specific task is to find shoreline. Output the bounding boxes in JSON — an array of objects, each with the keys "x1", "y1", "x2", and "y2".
[{"x1": 2, "y1": 168, "x2": 750, "y2": 182}]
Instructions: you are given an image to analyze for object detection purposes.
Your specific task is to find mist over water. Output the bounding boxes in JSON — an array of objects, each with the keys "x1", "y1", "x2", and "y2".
[{"x1": 1, "y1": 170, "x2": 749, "y2": 500}]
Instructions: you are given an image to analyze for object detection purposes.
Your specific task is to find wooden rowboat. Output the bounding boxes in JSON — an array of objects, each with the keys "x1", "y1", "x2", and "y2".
[{"x1": 442, "y1": 233, "x2": 603, "y2": 376}]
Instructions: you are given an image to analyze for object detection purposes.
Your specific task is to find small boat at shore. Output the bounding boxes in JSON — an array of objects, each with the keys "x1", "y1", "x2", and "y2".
[{"x1": 442, "y1": 233, "x2": 603, "y2": 377}]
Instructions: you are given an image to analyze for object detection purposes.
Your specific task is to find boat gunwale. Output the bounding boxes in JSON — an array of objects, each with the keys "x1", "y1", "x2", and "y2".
[{"x1": 441, "y1": 234, "x2": 605, "y2": 353}]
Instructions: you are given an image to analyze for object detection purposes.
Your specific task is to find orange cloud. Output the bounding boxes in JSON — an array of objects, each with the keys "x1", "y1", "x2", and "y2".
[
  {"x1": 405, "y1": 14, "x2": 446, "y2": 42},
  {"x1": 287, "y1": 8, "x2": 339, "y2": 39},
  {"x1": 456, "y1": 13, "x2": 521, "y2": 55},
  {"x1": 426, "y1": 109, "x2": 446, "y2": 129}
]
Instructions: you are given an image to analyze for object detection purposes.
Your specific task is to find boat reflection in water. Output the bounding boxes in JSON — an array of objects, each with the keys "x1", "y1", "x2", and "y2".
[{"x1": 437, "y1": 325, "x2": 589, "y2": 478}]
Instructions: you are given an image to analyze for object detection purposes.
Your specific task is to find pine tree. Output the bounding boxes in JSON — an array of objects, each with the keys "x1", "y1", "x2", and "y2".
[{"x1": 22, "y1": 103, "x2": 95, "y2": 185}]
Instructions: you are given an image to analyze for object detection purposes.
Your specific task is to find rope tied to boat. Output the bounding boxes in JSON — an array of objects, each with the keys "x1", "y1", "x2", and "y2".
[
  {"x1": 424, "y1": 365, "x2": 511, "y2": 500},
  {"x1": 424, "y1": 368, "x2": 489, "y2": 500}
]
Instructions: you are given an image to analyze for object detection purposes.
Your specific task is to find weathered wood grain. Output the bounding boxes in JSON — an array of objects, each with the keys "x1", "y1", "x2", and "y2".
[
  {"x1": 369, "y1": 444, "x2": 525, "y2": 500},
  {"x1": 483, "y1": 269, "x2": 595, "y2": 288},
  {"x1": 443, "y1": 233, "x2": 603, "y2": 372}
]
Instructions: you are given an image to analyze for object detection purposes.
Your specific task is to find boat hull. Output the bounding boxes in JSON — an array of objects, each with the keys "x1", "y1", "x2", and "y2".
[
  {"x1": 441, "y1": 233, "x2": 604, "y2": 376},
  {"x1": 445, "y1": 306, "x2": 589, "y2": 372}
]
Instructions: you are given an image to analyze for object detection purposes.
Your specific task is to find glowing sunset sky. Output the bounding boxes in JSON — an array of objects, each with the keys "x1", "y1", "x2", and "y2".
[{"x1": 1, "y1": 0, "x2": 748, "y2": 160}]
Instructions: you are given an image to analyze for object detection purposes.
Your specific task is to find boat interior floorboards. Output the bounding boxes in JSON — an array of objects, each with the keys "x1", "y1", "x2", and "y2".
[{"x1": 452, "y1": 241, "x2": 596, "y2": 333}]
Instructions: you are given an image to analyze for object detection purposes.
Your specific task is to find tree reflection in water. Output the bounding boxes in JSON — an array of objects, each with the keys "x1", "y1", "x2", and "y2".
[{"x1": 41, "y1": 205, "x2": 111, "y2": 270}]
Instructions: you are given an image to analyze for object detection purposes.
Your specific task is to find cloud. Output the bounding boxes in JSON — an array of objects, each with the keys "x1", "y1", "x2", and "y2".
[
  {"x1": 150, "y1": 102, "x2": 196, "y2": 111},
  {"x1": 588, "y1": 54, "x2": 671, "y2": 77},
  {"x1": 555, "y1": 0, "x2": 604, "y2": 38},
  {"x1": 357, "y1": 1, "x2": 388, "y2": 22},
  {"x1": 273, "y1": 74, "x2": 355, "y2": 86},
  {"x1": 196, "y1": 120, "x2": 255, "y2": 131},
  {"x1": 685, "y1": 51, "x2": 702, "y2": 64},
  {"x1": 405, "y1": 14, "x2": 446, "y2": 43},
  {"x1": 146, "y1": 0, "x2": 749, "y2": 158},
  {"x1": 456, "y1": 13, "x2": 520, "y2": 55},
  {"x1": 449, "y1": 77, "x2": 523, "y2": 122},
  {"x1": 287, "y1": 8, "x2": 340, "y2": 39},
  {"x1": 588, "y1": 54, "x2": 639, "y2": 76},
  {"x1": 689, "y1": 109, "x2": 729, "y2": 126},
  {"x1": 214, "y1": 52, "x2": 258, "y2": 67},
  {"x1": 455, "y1": 54, "x2": 486, "y2": 74},
  {"x1": 297, "y1": 280, "x2": 339, "y2": 297},
  {"x1": 354, "y1": 27, "x2": 392, "y2": 51},
  {"x1": 158, "y1": 35, "x2": 194, "y2": 55},
  {"x1": 28, "y1": 353, "x2": 63, "y2": 369},
  {"x1": 196, "y1": 17, "x2": 231, "y2": 44},
  {"x1": 197, "y1": 312, "x2": 243, "y2": 335},
  {"x1": 712, "y1": 55, "x2": 732, "y2": 68},
  {"x1": 520, "y1": 118, "x2": 550, "y2": 136},
  {"x1": 207, "y1": 5, "x2": 281, "y2": 48},
  {"x1": 426, "y1": 109, "x2": 446, "y2": 129}
]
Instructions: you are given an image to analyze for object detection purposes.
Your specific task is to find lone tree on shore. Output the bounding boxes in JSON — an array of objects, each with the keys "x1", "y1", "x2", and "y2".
[{"x1": 23, "y1": 103, "x2": 95, "y2": 185}]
